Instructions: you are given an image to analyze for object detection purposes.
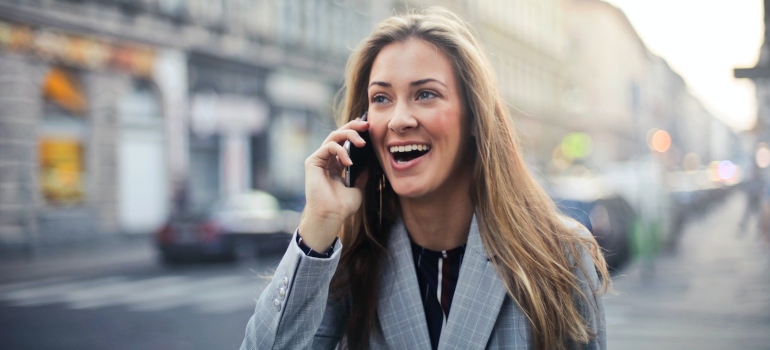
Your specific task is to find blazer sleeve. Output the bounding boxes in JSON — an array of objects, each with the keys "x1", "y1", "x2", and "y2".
[
  {"x1": 240, "y1": 230, "x2": 347, "y2": 350},
  {"x1": 571, "y1": 224, "x2": 607, "y2": 350}
]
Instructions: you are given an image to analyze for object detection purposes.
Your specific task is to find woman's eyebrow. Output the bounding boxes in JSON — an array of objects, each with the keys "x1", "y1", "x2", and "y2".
[
  {"x1": 410, "y1": 78, "x2": 446, "y2": 88},
  {"x1": 368, "y1": 78, "x2": 447, "y2": 88}
]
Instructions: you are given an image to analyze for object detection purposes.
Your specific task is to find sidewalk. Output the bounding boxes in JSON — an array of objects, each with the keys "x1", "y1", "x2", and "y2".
[
  {"x1": 605, "y1": 191, "x2": 770, "y2": 350},
  {"x1": 0, "y1": 234, "x2": 156, "y2": 284}
]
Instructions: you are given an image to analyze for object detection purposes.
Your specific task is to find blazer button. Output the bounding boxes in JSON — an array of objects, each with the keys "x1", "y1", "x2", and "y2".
[
  {"x1": 278, "y1": 287, "x2": 286, "y2": 300},
  {"x1": 282, "y1": 277, "x2": 289, "y2": 287},
  {"x1": 273, "y1": 298, "x2": 281, "y2": 312}
]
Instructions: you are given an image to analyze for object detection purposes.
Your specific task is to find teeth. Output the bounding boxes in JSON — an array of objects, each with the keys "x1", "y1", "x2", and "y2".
[{"x1": 389, "y1": 145, "x2": 430, "y2": 153}]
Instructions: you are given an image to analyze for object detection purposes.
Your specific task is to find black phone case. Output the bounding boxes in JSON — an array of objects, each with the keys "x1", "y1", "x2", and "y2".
[{"x1": 345, "y1": 112, "x2": 370, "y2": 187}]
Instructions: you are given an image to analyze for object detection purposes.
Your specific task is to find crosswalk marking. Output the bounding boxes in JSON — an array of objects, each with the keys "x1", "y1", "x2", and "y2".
[
  {"x1": 0, "y1": 274, "x2": 267, "y2": 315},
  {"x1": 69, "y1": 276, "x2": 188, "y2": 309},
  {"x1": 4, "y1": 277, "x2": 126, "y2": 307},
  {"x1": 130, "y1": 276, "x2": 260, "y2": 312},
  {"x1": 0, "y1": 276, "x2": 73, "y2": 294},
  {"x1": 193, "y1": 284, "x2": 264, "y2": 314}
]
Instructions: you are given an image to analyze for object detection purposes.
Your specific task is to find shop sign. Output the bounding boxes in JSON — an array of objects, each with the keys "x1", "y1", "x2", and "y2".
[
  {"x1": 0, "y1": 19, "x2": 154, "y2": 77},
  {"x1": 39, "y1": 138, "x2": 85, "y2": 205},
  {"x1": 43, "y1": 67, "x2": 88, "y2": 116},
  {"x1": 190, "y1": 93, "x2": 269, "y2": 136}
]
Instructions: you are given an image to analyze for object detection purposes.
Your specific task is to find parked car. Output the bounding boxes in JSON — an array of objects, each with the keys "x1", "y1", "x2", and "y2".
[
  {"x1": 555, "y1": 195, "x2": 635, "y2": 271},
  {"x1": 155, "y1": 190, "x2": 300, "y2": 264}
]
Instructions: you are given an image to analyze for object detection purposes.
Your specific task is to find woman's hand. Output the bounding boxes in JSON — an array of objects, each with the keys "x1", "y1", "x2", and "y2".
[{"x1": 298, "y1": 118, "x2": 370, "y2": 251}]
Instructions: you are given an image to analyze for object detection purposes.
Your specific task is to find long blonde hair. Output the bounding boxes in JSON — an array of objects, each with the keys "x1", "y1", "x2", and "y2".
[{"x1": 331, "y1": 7, "x2": 610, "y2": 350}]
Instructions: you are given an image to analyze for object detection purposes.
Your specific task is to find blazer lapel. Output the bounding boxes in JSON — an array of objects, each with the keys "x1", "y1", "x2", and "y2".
[
  {"x1": 378, "y1": 218, "x2": 432, "y2": 349},
  {"x1": 438, "y1": 216, "x2": 508, "y2": 350}
]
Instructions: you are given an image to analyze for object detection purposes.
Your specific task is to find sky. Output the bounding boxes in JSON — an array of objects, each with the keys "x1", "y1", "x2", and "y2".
[{"x1": 603, "y1": 0, "x2": 764, "y2": 131}]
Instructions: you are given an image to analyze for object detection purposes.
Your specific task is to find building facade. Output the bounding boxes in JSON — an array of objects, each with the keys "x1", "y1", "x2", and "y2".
[
  {"x1": 0, "y1": 0, "x2": 372, "y2": 249},
  {"x1": 564, "y1": 0, "x2": 738, "y2": 170}
]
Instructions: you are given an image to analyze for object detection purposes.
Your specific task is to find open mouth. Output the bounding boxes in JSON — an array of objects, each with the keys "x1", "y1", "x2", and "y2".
[{"x1": 389, "y1": 144, "x2": 431, "y2": 163}]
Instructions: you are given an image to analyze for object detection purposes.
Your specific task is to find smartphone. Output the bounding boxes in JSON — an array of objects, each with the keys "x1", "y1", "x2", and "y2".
[{"x1": 344, "y1": 112, "x2": 370, "y2": 187}]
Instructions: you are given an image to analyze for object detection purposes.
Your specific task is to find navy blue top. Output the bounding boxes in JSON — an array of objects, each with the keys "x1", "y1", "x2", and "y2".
[{"x1": 410, "y1": 239, "x2": 466, "y2": 350}]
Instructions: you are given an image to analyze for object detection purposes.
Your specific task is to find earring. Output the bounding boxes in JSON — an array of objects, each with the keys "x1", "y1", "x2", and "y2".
[{"x1": 379, "y1": 173, "x2": 385, "y2": 227}]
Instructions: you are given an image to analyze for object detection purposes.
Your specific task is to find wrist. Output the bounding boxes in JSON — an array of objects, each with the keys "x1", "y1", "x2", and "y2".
[
  {"x1": 298, "y1": 215, "x2": 342, "y2": 251},
  {"x1": 296, "y1": 229, "x2": 337, "y2": 258}
]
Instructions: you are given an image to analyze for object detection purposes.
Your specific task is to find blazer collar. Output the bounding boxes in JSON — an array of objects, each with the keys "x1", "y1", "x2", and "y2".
[
  {"x1": 378, "y1": 215, "x2": 508, "y2": 350},
  {"x1": 438, "y1": 216, "x2": 508, "y2": 350},
  {"x1": 378, "y1": 216, "x2": 432, "y2": 349}
]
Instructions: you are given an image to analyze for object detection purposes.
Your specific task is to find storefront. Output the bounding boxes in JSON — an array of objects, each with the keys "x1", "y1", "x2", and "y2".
[
  {"x1": 265, "y1": 72, "x2": 337, "y2": 209},
  {"x1": 0, "y1": 19, "x2": 169, "y2": 245},
  {"x1": 186, "y1": 53, "x2": 338, "y2": 212},
  {"x1": 187, "y1": 53, "x2": 269, "y2": 210}
]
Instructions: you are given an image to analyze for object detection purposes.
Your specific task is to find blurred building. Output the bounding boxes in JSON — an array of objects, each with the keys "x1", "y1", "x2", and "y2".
[
  {"x1": 563, "y1": 0, "x2": 738, "y2": 170},
  {"x1": 563, "y1": 0, "x2": 644, "y2": 166},
  {"x1": 0, "y1": 0, "x2": 371, "y2": 248}
]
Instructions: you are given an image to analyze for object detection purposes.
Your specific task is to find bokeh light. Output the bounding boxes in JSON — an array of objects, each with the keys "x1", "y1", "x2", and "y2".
[
  {"x1": 756, "y1": 143, "x2": 770, "y2": 169},
  {"x1": 717, "y1": 160, "x2": 737, "y2": 181},
  {"x1": 650, "y1": 129, "x2": 671, "y2": 153},
  {"x1": 560, "y1": 132, "x2": 593, "y2": 160}
]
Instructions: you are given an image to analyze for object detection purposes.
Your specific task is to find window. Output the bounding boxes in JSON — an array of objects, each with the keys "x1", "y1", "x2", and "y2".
[{"x1": 39, "y1": 67, "x2": 88, "y2": 206}]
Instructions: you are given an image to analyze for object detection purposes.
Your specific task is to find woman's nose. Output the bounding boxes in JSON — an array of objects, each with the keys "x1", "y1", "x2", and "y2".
[{"x1": 388, "y1": 103, "x2": 418, "y2": 133}]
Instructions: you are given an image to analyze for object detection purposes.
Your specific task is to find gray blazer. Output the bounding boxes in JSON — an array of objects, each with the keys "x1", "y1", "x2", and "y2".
[{"x1": 240, "y1": 216, "x2": 605, "y2": 349}]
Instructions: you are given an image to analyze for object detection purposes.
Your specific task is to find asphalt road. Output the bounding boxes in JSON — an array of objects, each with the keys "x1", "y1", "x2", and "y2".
[
  {"x1": 0, "y1": 239, "x2": 283, "y2": 350},
  {"x1": 0, "y1": 191, "x2": 768, "y2": 349}
]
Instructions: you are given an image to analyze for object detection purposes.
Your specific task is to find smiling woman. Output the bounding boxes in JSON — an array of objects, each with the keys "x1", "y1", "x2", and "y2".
[
  {"x1": 367, "y1": 38, "x2": 474, "y2": 207},
  {"x1": 241, "y1": 7, "x2": 610, "y2": 350}
]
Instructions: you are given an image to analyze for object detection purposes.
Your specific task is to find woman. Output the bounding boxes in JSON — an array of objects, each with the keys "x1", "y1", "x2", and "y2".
[{"x1": 241, "y1": 7, "x2": 609, "y2": 350}]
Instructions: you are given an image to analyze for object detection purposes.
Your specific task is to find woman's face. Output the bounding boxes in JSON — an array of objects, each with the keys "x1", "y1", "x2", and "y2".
[{"x1": 367, "y1": 38, "x2": 473, "y2": 200}]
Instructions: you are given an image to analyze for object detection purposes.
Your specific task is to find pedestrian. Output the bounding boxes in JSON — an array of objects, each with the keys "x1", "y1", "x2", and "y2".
[
  {"x1": 240, "y1": 7, "x2": 609, "y2": 350},
  {"x1": 739, "y1": 165, "x2": 766, "y2": 236}
]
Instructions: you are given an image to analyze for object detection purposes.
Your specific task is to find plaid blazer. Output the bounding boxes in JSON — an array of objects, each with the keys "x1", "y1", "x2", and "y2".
[{"x1": 240, "y1": 216, "x2": 605, "y2": 350}]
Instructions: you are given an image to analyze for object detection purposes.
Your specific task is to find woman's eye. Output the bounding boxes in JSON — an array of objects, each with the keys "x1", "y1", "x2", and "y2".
[
  {"x1": 417, "y1": 91, "x2": 437, "y2": 100},
  {"x1": 371, "y1": 95, "x2": 389, "y2": 104}
]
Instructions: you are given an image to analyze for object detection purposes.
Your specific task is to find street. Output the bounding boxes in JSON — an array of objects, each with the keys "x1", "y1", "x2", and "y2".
[
  {"x1": 606, "y1": 191, "x2": 770, "y2": 349},
  {"x1": 0, "y1": 191, "x2": 768, "y2": 349},
  {"x1": 0, "y1": 240, "x2": 280, "y2": 350}
]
